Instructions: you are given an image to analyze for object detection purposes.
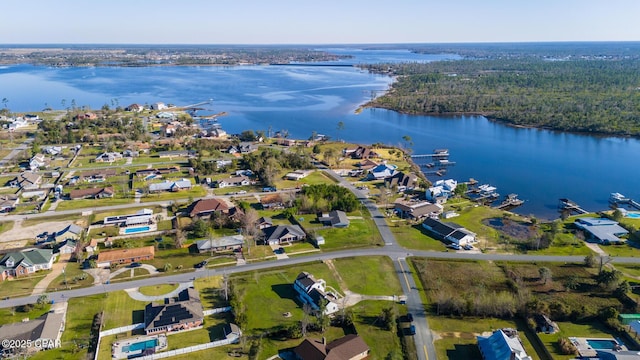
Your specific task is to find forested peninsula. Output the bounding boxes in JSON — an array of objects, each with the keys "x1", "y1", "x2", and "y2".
[{"x1": 363, "y1": 58, "x2": 640, "y2": 136}]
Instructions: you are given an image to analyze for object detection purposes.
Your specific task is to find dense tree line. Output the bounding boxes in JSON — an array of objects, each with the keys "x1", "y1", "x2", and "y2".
[
  {"x1": 37, "y1": 113, "x2": 147, "y2": 144},
  {"x1": 243, "y1": 148, "x2": 313, "y2": 186},
  {"x1": 364, "y1": 58, "x2": 640, "y2": 136},
  {"x1": 296, "y1": 184, "x2": 360, "y2": 214}
]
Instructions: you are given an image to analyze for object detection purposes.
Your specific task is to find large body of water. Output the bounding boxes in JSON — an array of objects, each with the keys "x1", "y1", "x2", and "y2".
[{"x1": 1, "y1": 49, "x2": 638, "y2": 219}]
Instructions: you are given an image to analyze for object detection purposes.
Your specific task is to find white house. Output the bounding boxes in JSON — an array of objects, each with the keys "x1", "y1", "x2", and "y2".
[
  {"x1": 366, "y1": 163, "x2": 398, "y2": 180},
  {"x1": 215, "y1": 176, "x2": 250, "y2": 188},
  {"x1": 151, "y1": 102, "x2": 168, "y2": 110},
  {"x1": 285, "y1": 170, "x2": 312, "y2": 181},
  {"x1": 426, "y1": 179, "x2": 458, "y2": 203},
  {"x1": 29, "y1": 154, "x2": 49, "y2": 171},
  {"x1": 293, "y1": 272, "x2": 340, "y2": 315}
]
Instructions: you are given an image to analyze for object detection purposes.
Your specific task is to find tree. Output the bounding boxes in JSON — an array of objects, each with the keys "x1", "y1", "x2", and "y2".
[
  {"x1": 163, "y1": 263, "x2": 173, "y2": 272},
  {"x1": 539, "y1": 266, "x2": 552, "y2": 285},
  {"x1": 584, "y1": 253, "x2": 597, "y2": 268},
  {"x1": 612, "y1": 208, "x2": 624, "y2": 222},
  {"x1": 174, "y1": 229, "x2": 186, "y2": 249},
  {"x1": 402, "y1": 135, "x2": 413, "y2": 154},
  {"x1": 564, "y1": 275, "x2": 579, "y2": 292},
  {"x1": 37, "y1": 294, "x2": 49, "y2": 307}
]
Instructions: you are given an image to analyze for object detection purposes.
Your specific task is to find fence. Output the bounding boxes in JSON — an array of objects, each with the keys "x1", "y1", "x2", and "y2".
[
  {"x1": 203, "y1": 306, "x2": 232, "y2": 316},
  {"x1": 136, "y1": 336, "x2": 239, "y2": 360},
  {"x1": 99, "y1": 323, "x2": 144, "y2": 337}
]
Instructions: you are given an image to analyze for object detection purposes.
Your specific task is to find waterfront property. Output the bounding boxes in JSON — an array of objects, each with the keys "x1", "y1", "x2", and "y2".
[
  {"x1": 366, "y1": 163, "x2": 397, "y2": 180},
  {"x1": 477, "y1": 329, "x2": 532, "y2": 360},
  {"x1": 384, "y1": 171, "x2": 419, "y2": 192},
  {"x1": 426, "y1": 179, "x2": 458, "y2": 204},
  {"x1": 96, "y1": 246, "x2": 155, "y2": 268},
  {"x1": 293, "y1": 334, "x2": 370, "y2": 360},
  {"x1": 0, "y1": 249, "x2": 55, "y2": 281},
  {"x1": 573, "y1": 217, "x2": 629, "y2": 244},
  {"x1": 394, "y1": 199, "x2": 443, "y2": 220},
  {"x1": 422, "y1": 217, "x2": 476, "y2": 246},
  {"x1": 144, "y1": 287, "x2": 204, "y2": 335},
  {"x1": 293, "y1": 272, "x2": 340, "y2": 316}
]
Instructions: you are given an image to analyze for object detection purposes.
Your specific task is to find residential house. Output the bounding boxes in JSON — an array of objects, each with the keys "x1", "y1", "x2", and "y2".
[
  {"x1": 208, "y1": 127, "x2": 227, "y2": 138},
  {"x1": 357, "y1": 159, "x2": 379, "y2": 171},
  {"x1": 21, "y1": 190, "x2": 47, "y2": 201},
  {"x1": 343, "y1": 145, "x2": 378, "y2": 160},
  {"x1": 73, "y1": 112, "x2": 97, "y2": 120},
  {"x1": 426, "y1": 179, "x2": 458, "y2": 203},
  {"x1": 0, "y1": 311, "x2": 65, "y2": 355},
  {"x1": 277, "y1": 138, "x2": 297, "y2": 146},
  {"x1": 157, "y1": 150, "x2": 195, "y2": 158},
  {"x1": 96, "y1": 246, "x2": 155, "y2": 268},
  {"x1": 148, "y1": 179, "x2": 192, "y2": 192},
  {"x1": 385, "y1": 171, "x2": 419, "y2": 192},
  {"x1": 422, "y1": 217, "x2": 476, "y2": 246},
  {"x1": 29, "y1": 153, "x2": 49, "y2": 171},
  {"x1": 104, "y1": 208, "x2": 154, "y2": 226},
  {"x1": 261, "y1": 225, "x2": 306, "y2": 245},
  {"x1": 257, "y1": 216, "x2": 273, "y2": 229},
  {"x1": 0, "y1": 249, "x2": 55, "y2": 281},
  {"x1": 125, "y1": 103, "x2": 144, "y2": 112},
  {"x1": 135, "y1": 166, "x2": 179, "y2": 178},
  {"x1": 574, "y1": 217, "x2": 629, "y2": 244},
  {"x1": 477, "y1": 329, "x2": 533, "y2": 360},
  {"x1": 69, "y1": 186, "x2": 114, "y2": 200},
  {"x1": 123, "y1": 149, "x2": 139, "y2": 158},
  {"x1": 94, "y1": 152, "x2": 123, "y2": 163},
  {"x1": 285, "y1": 170, "x2": 312, "y2": 181},
  {"x1": 534, "y1": 314, "x2": 559, "y2": 334},
  {"x1": 317, "y1": 210, "x2": 350, "y2": 228},
  {"x1": 43, "y1": 146, "x2": 62, "y2": 156},
  {"x1": 79, "y1": 169, "x2": 117, "y2": 183},
  {"x1": 595, "y1": 350, "x2": 640, "y2": 359},
  {"x1": 0, "y1": 194, "x2": 19, "y2": 212},
  {"x1": 195, "y1": 235, "x2": 244, "y2": 253},
  {"x1": 9, "y1": 171, "x2": 42, "y2": 190},
  {"x1": 11, "y1": 172, "x2": 42, "y2": 190},
  {"x1": 151, "y1": 102, "x2": 167, "y2": 110},
  {"x1": 366, "y1": 163, "x2": 397, "y2": 180},
  {"x1": 7, "y1": 117, "x2": 28, "y2": 130},
  {"x1": 215, "y1": 175, "x2": 250, "y2": 188},
  {"x1": 394, "y1": 199, "x2": 443, "y2": 220},
  {"x1": 293, "y1": 334, "x2": 370, "y2": 360},
  {"x1": 261, "y1": 194, "x2": 284, "y2": 210},
  {"x1": 57, "y1": 239, "x2": 78, "y2": 255},
  {"x1": 84, "y1": 239, "x2": 99, "y2": 254},
  {"x1": 227, "y1": 142, "x2": 257, "y2": 155},
  {"x1": 53, "y1": 224, "x2": 84, "y2": 243},
  {"x1": 144, "y1": 287, "x2": 204, "y2": 335},
  {"x1": 292, "y1": 272, "x2": 340, "y2": 316},
  {"x1": 188, "y1": 198, "x2": 234, "y2": 218}
]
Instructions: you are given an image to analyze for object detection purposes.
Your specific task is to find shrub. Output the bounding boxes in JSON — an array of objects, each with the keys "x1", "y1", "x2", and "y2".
[{"x1": 558, "y1": 337, "x2": 577, "y2": 355}]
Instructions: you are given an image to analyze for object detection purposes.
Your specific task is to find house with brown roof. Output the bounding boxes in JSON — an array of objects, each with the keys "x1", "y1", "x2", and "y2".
[
  {"x1": 394, "y1": 199, "x2": 443, "y2": 220},
  {"x1": 79, "y1": 169, "x2": 117, "y2": 183},
  {"x1": 188, "y1": 198, "x2": 233, "y2": 218},
  {"x1": 69, "y1": 186, "x2": 114, "y2": 200},
  {"x1": 343, "y1": 146, "x2": 378, "y2": 160},
  {"x1": 385, "y1": 171, "x2": 419, "y2": 191},
  {"x1": 144, "y1": 287, "x2": 204, "y2": 335},
  {"x1": 96, "y1": 246, "x2": 155, "y2": 268},
  {"x1": 293, "y1": 334, "x2": 370, "y2": 360}
]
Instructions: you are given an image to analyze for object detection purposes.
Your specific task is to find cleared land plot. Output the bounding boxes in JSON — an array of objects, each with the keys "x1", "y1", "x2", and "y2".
[{"x1": 332, "y1": 256, "x2": 403, "y2": 295}]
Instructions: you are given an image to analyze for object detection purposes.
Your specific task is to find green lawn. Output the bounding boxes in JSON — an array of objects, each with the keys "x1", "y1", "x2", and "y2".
[
  {"x1": 538, "y1": 321, "x2": 617, "y2": 360},
  {"x1": 138, "y1": 283, "x2": 179, "y2": 296},
  {"x1": 0, "y1": 303, "x2": 51, "y2": 326},
  {"x1": 0, "y1": 220, "x2": 14, "y2": 234},
  {"x1": 46, "y1": 263, "x2": 94, "y2": 292},
  {"x1": 22, "y1": 213, "x2": 82, "y2": 227},
  {"x1": 332, "y1": 256, "x2": 403, "y2": 296},
  {"x1": 311, "y1": 216, "x2": 383, "y2": 250},
  {"x1": 55, "y1": 197, "x2": 135, "y2": 211},
  {"x1": 388, "y1": 221, "x2": 448, "y2": 251},
  {"x1": 193, "y1": 276, "x2": 224, "y2": 309},
  {"x1": 0, "y1": 274, "x2": 48, "y2": 299},
  {"x1": 140, "y1": 186, "x2": 206, "y2": 202}
]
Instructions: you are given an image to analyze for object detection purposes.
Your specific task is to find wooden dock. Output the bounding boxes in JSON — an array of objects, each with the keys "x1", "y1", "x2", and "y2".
[
  {"x1": 559, "y1": 198, "x2": 588, "y2": 215},
  {"x1": 494, "y1": 194, "x2": 524, "y2": 210},
  {"x1": 609, "y1": 193, "x2": 640, "y2": 210},
  {"x1": 411, "y1": 149, "x2": 449, "y2": 159}
]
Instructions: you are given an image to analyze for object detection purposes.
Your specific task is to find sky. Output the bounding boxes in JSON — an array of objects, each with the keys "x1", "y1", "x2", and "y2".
[{"x1": 2, "y1": 0, "x2": 639, "y2": 44}]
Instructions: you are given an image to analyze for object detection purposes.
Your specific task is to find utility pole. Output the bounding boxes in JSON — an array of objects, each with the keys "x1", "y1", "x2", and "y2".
[{"x1": 223, "y1": 272, "x2": 229, "y2": 301}]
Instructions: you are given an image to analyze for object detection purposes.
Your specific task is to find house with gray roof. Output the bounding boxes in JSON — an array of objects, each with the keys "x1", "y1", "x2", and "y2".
[
  {"x1": 318, "y1": 210, "x2": 350, "y2": 228},
  {"x1": 422, "y1": 217, "x2": 476, "y2": 246},
  {"x1": 144, "y1": 287, "x2": 204, "y2": 335},
  {"x1": 261, "y1": 225, "x2": 306, "y2": 245},
  {"x1": 149, "y1": 179, "x2": 192, "y2": 192},
  {"x1": 0, "y1": 249, "x2": 55, "y2": 282},
  {"x1": 10, "y1": 172, "x2": 42, "y2": 191},
  {"x1": 53, "y1": 224, "x2": 84, "y2": 243},
  {"x1": 0, "y1": 311, "x2": 65, "y2": 355},
  {"x1": 574, "y1": 217, "x2": 629, "y2": 244},
  {"x1": 195, "y1": 235, "x2": 244, "y2": 253}
]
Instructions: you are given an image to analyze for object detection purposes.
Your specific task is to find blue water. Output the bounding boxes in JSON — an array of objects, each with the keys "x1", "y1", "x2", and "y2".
[
  {"x1": 125, "y1": 226, "x2": 150, "y2": 234},
  {"x1": 122, "y1": 338, "x2": 158, "y2": 352},
  {"x1": 587, "y1": 339, "x2": 618, "y2": 350},
  {"x1": 627, "y1": 213, "x2": 640, "y2": 219},
  {"x1": 1, "y1": 49, "x2": 639, "y2": 219}
]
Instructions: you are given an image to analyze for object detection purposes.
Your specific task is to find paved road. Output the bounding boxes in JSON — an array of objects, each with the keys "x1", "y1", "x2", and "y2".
[{"x1": 0, "y1": 137, "x2": 33, "y2": 167}]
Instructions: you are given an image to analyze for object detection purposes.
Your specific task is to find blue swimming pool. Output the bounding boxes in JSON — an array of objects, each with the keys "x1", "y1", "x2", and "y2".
[
  {"x1": 122, "y1": 338, "x2": 158, "y2": 353},
  {"x1": 587, "y1": 339, "x2": 618, "y2": 350},
  {"x1": 125, "y1": 226, "x2": 150, "y2": 234},
  {"x1": 626, "y1": 212, "x2": 640, "y2": 219}
]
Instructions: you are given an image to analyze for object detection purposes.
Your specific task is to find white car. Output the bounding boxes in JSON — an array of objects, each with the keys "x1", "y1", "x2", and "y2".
[{"x1": 447, "y1": 243, "x2": 461, "y2": 250}]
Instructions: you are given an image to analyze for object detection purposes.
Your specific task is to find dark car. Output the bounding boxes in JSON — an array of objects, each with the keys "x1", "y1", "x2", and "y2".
[
  {"x1": 406, "y1": 313, "x2": 414, "y2": 322},
  {"x1": 194, "y1": 260, "x2": 208, "y2": 268},
  {"x1": 129, "y1": 262, "x2": 142, "y2": 268},
  {"x1": 408, "y1": 325, "x2": 416, "y2": 335}
]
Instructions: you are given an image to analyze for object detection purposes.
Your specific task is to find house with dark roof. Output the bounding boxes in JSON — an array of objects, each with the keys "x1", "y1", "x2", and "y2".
[
  {"x1": 0, "y1": 194, "x2": 19, "y2": 212},
  {"x1": 144, "y1": 287, "x2": 204, "y2": 335},
  {"x1": 293, "y1": 334, "x2": 370, "y2": 360},
  {"x1": 422, "y1": 217, "x2": 476, "y2": 246},
  {"x1": 0, "y1": 311, "x2": 65, "y2": 355},
  {"x1": 293, "y1": 272, "x2": 340, "y2": 316},
  {"x1": 317, "y1": 210, "x2": 350, "y2": 228},
  {"x1": 257, "y1": 216, "x2": 273, "y2": 229},
  {"x1": 11, "y1": 172, "x2": 42, "y2": 190},
  {"x1": 79, "y1": 169, "x2": 117, "y2": 183},
  {"x1": 188, "y1": 198, "x2": 233, "y2": 217},
  {"x1": 343, "y1": 145, "x2": 378, "y2": 160},
  {"x1": 574, "y1": 217, "x2": 629, "y2": 244},
  {"x1": 385, "y1": 171, "x2": 419, "y2": 191},
  {"x1": 261, "y1": 225, "x2": 306, "y2": 245},
  {"x1": 0, "y1": 249, "x2": 55, "y2": 281},
  {"x1": 394, "y1": 199, "x2": 443, "y2": 220},
  {"x1": 477, "y1": 329, "x2": 533, "y2": 360},
  {"x1": 69, "y1": 186, "x2": 114, "y2": 200}
]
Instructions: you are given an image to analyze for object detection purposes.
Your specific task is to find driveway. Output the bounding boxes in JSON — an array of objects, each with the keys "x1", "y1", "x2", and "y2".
[
  {"x1": 108, "y1": 264, "x2": 159, "y2": 280},
  {"x1": 270, "y1": 244, "x2": 289, "y2": 260},
  {"x1": 32, "y1": 253, "x2": 71, "y2": 295}
]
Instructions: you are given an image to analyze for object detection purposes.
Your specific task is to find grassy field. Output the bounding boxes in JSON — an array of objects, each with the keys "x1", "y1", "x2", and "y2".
[
  {"x1": 0, "y1": 273, "x2": 47, "y2": 298},
  {"x1": 388, "y1": 220, "x2": 448, "y2": 251},
  {"x1": 140, "y1": 186, "x2": 206, "y2": 202},
  {"x1": 332, "y1": 256, "x2": 403, "y2": 296},
  {"x1": 22, "y1": 213, "x2": 83, "y2": 227},
  {"x1": 310, "y1": 215, "x2": 383, "y2": 250},
  {"x1": 193, "y1": 275, "x2": 224, "y2": 309},
  {"x1": 46, "y1": 262, "x2": 94, "y2": 292},
  {"x1": 0, "y1": 303, "x2": 51, "y2": 326},
  {"x1": 55, "y1": 197, "x2": 135, "y2": 211},
  {"x1": 138, "y1": 283, "x2": 179, "y2": 296},
  {"x1": 0, "y1": 220, "x2": 14, "y2": 234}
]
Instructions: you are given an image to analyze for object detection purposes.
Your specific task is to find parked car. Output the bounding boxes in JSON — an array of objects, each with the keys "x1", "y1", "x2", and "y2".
[
  {"x1": 408, "y1": 325, "x2": 416, "y2": 335},
  {"x1": 273, "y1": 247, "x2": 285, "y2": 254},
  {"x1": 129, "y1": 262, "x2": 142, "y2": 268},
  {"x1": 406, "y1": 313, "x2": 414, "y2": 322},
  {"x1": 463, "y1": 244, "x2": 474, "y2": 250},
  {"x1": 447, "y1": 243, "x2": 461, "y2": 250},
  {"x1": 194, "y1": 260, "x2": 208, "y2": 268}
]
